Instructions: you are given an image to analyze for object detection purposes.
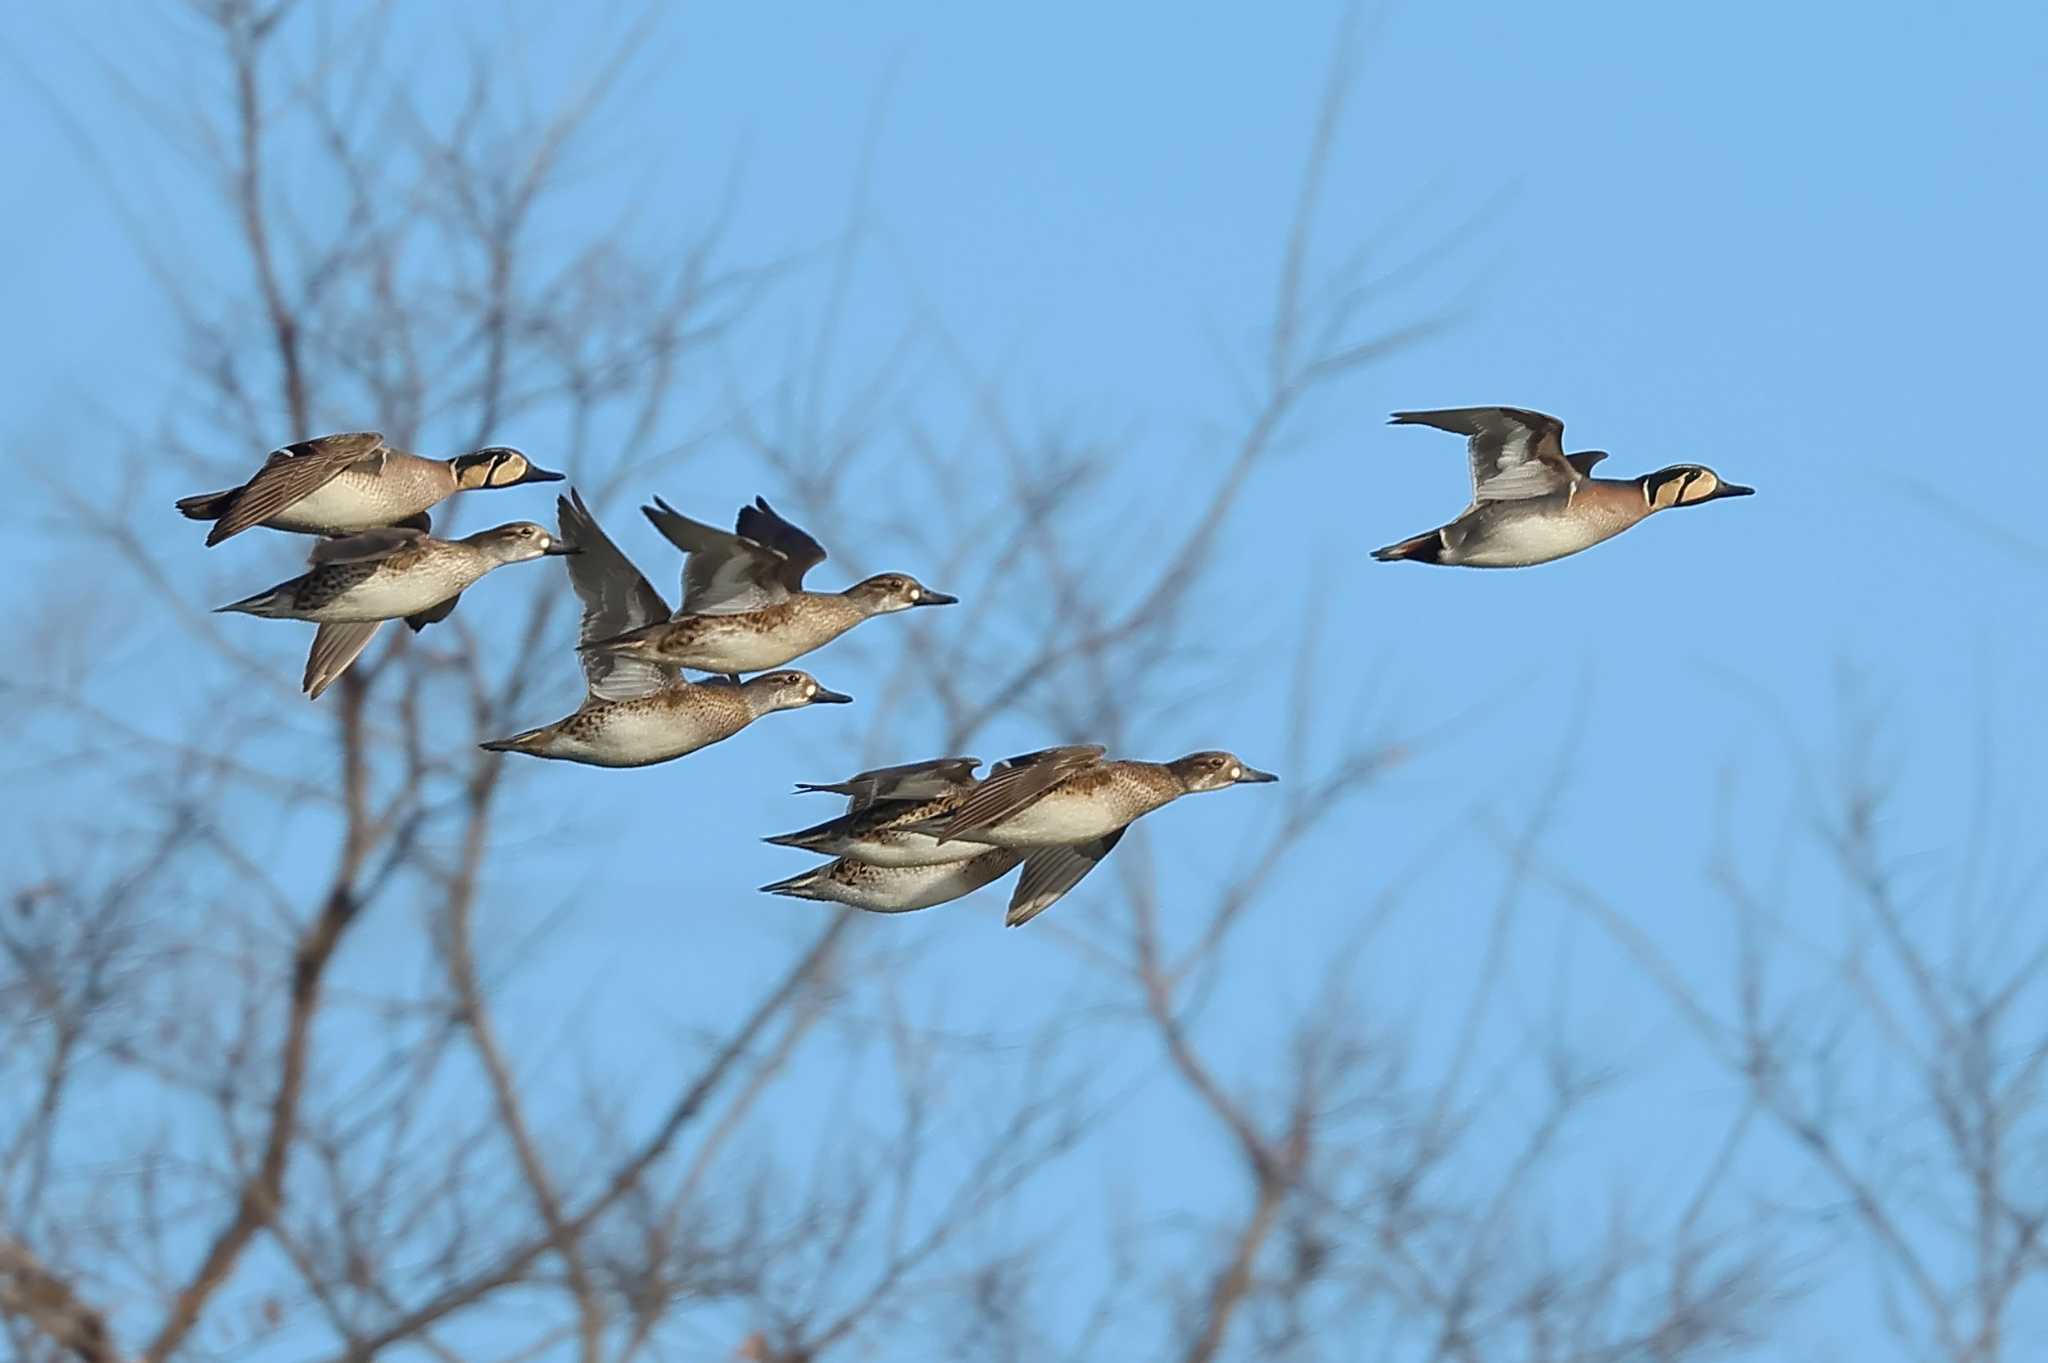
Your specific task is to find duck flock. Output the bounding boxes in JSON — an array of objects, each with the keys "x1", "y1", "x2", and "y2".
[{"x1": 184, "y1": 407, "x2": 1751, "y2": 927}]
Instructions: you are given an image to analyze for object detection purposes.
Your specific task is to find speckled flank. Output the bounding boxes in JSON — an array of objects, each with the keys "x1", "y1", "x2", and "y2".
[
  {"x1": 628, "y1": 595, "x2": 869, "y2": 673},
  {"x1": 765, "y1": 783, "x2": 989, "y2": 867},
  {"x1": 761, "y1": 849, "x2": 1023, "y2": 912}
]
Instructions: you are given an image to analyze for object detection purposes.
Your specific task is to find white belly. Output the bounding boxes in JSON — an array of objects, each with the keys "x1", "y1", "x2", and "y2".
[
  {"x1": 1451, "y1": 514, "x2": 1621, "y2": 567},
  {"x1": 965, "y1": 792, "x2": 1128, "y2": 848}
]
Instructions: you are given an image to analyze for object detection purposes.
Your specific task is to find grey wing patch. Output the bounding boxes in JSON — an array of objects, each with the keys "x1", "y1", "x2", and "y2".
[
  {"x1": 1565, "y1": 450, "x2": 1608, "y2": 477},
  {"x1": 735, "y1": 497, "x2": 827, "y2": 592},
  {"x1": 405, "y1": 594, "x2": 460, "y2": 632},
  {"x1": 1389, "y1": 407, "x2": 1576, "y2": 504},
  {"x1": 797, "y1": 755, "x2": 982, "y2": 812},
  {"x1": 1007, "y1": 828, "x2": 1127, "y2": 927},
  {"x1": 205, "y1": 431, "x2": 388, "y2": 545},
  {"x1": 937, "y1": 745, "x2": 1106, "y2": 843},
  {"x1": 303, "y1": 621, "x2": 384, "y2": 699},
  {"x1": 308, "y1": 525, "x2": 430, "y2": 564},
  {"x1": 642, "y1": 496, "x2": 794, "y2": 615},
  {"x1": 559, "y1": 490, "x2": 676, "y2": 700}
]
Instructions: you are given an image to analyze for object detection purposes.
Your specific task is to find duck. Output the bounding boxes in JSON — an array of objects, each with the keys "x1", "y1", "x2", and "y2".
[
  {"x1": 213, "y1": 521, "x2": 575, "y2": 699},
  {"x1": 915, "y1": 745, "x2": 1277, "y2": 857},
  {"x1": 760, "y1": 812, "x2": 1157, "y2": 928},
  {"x1": 1370, "y1": 407, "x2": 1753, "y2": 567},
  {"x1": 764, "y1": 756, "x2": 991, "y2": 867},
  {"x1": 580, "y1": 495, "x2": 955, "y2": 678},
  {"x1": 178, "y1": 432, "x2": 562, "y2": 546},
  {"x1": 477, "y1": 491, "x2": 851, "y2": 765}
]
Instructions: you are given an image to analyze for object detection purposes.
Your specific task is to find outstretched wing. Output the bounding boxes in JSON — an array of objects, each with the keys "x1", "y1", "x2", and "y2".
[
  {"x1": 1007, "y1": 828, "x2": 1127, "y2": 927},
  {"x1": 642, "y1": 496, "x2": 798, "y2": 615},
  {"x1": 1389, "y1": 407, "x2": 1577, "y2": 503},
  {"x1": 935, "y1": 744, "x2": 1107, "y2": 844},
  {"x1": 735, "y1": 497, "x2": 827, "y2": 592},
  {"x1": 559, "y1": 491, "x2": 676, "y2": 700},
  {"x1": 205, "y1": 432, "x2": 389, "y2": 545},
  {"x1": 303, "y1": 621, "x2": 385, "y2": 700}
]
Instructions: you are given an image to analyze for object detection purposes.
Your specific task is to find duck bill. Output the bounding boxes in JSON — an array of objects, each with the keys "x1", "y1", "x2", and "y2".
[
  {"x1": 1704, "y1": 482, "x2": 1755, "y2": 501},
  {"x1": 519, "y1": 463, "x2": 567, "y2": 484},
  {"x1": 913, "y1": 590, "x2": 959, "y2": 607},
  {"x1": 1235, "y1": 765, "x2": 1279, "y2": 784},
  {"x1": 543, "y1": 539, "x2": 581, "y2": 555},
  {"x1": 810, "y1": 688, "x2": 855, "y2": 705}
]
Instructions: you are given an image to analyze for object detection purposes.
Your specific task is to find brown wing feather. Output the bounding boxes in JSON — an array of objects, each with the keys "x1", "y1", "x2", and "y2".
[
  {"x1": 203, "y1": 432, "x2": 389, "y2": 545},
  {"x1": 937, "y1": 745, "x2": 1107, "y2": 843},
  {"x1": 308, "y1": 525, "x2": 430, "y2": 564},
  {"x1": 303, "y1": 621, "x2": 384, "y2": 699}
]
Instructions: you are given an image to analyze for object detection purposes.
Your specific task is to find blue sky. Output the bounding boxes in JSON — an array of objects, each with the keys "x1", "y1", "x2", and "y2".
[{"x1": 5, "y1": 1, "x2": 2047, "y2": 1358}]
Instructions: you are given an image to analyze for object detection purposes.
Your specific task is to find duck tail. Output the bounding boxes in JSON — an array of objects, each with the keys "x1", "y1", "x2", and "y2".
[
  {"x1": 758, "y1": 867, "x2": 830, "y2": 899},
  {"x1": 762, "y1": 821, "x2": 835, "y2": 852},
  {"x1": 212, "y1": 583, "x2": 291, "y2": 617},
  {"x1": 1370, "y1": 529, "x2": 1444, "y2": 564},
  {"x1": 479, "y1": 725, "x2": 551, "y2": 756},
  {"x1": 176, "y1": 488, "x2": 236, "y2": 523}
]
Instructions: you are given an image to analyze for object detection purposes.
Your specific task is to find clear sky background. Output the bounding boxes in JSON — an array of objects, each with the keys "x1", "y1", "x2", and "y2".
[{"x1": 4, "y1": 1, "x2": 2046, "y2": 1359}]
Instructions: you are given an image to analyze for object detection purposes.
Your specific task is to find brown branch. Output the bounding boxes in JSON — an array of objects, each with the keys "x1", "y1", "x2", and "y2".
[
  {"x1": 228, "y1": 13, "x2": 309, "y2": 435},
  {"x1": 329, "y1": 918, "x2": 850, "y2": 1362},
  {"x1": 143, "y1": 680, "x2": 376, "y2": 1363},
  {"x1": 0, "y1": 1240, "x2": 119, "y2": 1363}
]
